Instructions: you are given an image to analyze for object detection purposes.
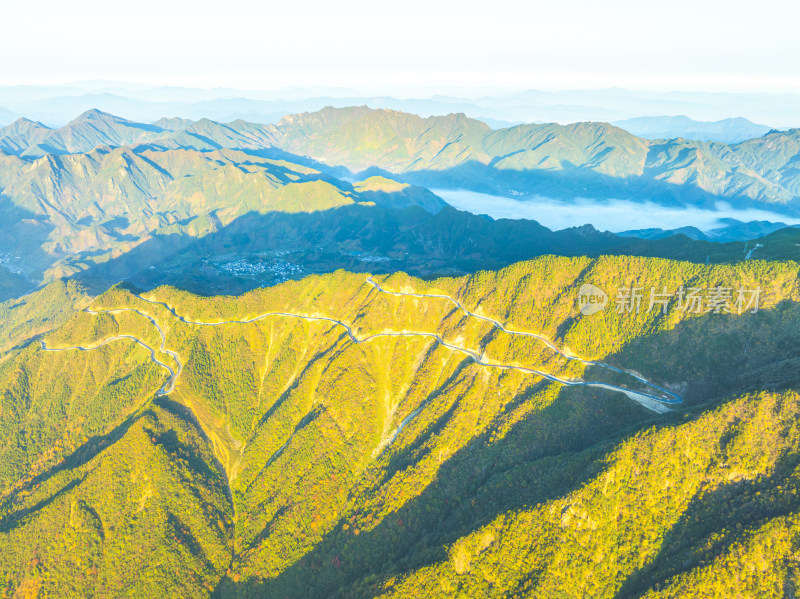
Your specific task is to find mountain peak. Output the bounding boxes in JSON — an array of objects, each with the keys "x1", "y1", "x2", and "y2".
[
  {"x1": 12, "y1": 116, "x2": 45, "y2": 126},
  {"x1": 72, "y1": 108, "x2": 119, "y2": 122},
  {"x1": 153, "y1": 116, "x2": 195, "y2": 131},
  {"x1": 1, "y1": 117, "x2": 50, "y2": 133}
]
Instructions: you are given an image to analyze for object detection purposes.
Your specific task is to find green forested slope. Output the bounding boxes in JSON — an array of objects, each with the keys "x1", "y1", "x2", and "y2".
[
  {"x1": 1, "y1": 255, "x2": 799, "y2": 597},
  {"x1": 0, "y1": 267, "x2": 32, "y2": 302},
  {"x1": 0, "y1": 280, "x2": 89, "y2": 351}
]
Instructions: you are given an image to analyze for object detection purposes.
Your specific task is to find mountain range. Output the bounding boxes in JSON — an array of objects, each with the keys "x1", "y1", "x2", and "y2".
[
  {"x1": 620, "y1": 219, "x2": 800, "y2": 243},
  {"x1": 2, "y1": 107, "x2": 799, "y2": 212},
  {"x1": 2, "y1": 106, "x2": 800, "y2": 302},
  {"x1": 2, "y1": 83, "x2": 800, "y2": 128},
  {"x1": 1, "y1": 100, "x2": 800, "y2": 597}
]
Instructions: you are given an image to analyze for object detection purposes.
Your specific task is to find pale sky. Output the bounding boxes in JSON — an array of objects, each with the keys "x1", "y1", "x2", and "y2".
[{"x1": 2, "y1": 0, "x2": 799, "y2": 94}]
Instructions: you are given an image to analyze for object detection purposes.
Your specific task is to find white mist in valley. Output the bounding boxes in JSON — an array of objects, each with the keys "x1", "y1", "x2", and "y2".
[{"x1": 433, "y1": 189, "x2": 800, "y2": 234}]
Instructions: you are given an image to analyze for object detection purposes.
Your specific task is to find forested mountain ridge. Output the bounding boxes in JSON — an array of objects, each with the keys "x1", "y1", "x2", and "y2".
[
  {"x1": 2, "y1": 107, "x2": 800, "y2": 306},
  {"x1": 2, "y1": 255, "x2": 799, "y2": 597},
  {"x1": 1, "y1": 107, "x2": 799, "y2": 598},
  {"x1": 0, "y1": 144, "x2": 448, "y2": 291}
]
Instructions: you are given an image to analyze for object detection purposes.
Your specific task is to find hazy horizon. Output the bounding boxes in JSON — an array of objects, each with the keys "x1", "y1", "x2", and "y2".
[{"x1": 2, "y1": 82, "x2": 800, "y2": 130}]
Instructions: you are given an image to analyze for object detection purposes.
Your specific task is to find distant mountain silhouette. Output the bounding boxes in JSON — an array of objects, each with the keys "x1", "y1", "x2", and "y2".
[{"x1": 612, "y1": 115, "x2": 772, "y2": 143}]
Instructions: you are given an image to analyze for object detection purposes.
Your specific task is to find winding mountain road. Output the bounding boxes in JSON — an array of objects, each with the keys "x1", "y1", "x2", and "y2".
[
  {"x1": 39, "y1": 276, "x2": 683, "y2": 413},
  {"x1": 366, "y1": 277, "x2": 682, "y2": 408},
  {"x1": 40, "y1": 306, "x2": 183, "y2": 395}
]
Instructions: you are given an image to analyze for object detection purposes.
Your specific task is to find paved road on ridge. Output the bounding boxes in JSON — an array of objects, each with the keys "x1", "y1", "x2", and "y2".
[{"x1": 39, "y1": 276, "x2": 683, "y2": 413}]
